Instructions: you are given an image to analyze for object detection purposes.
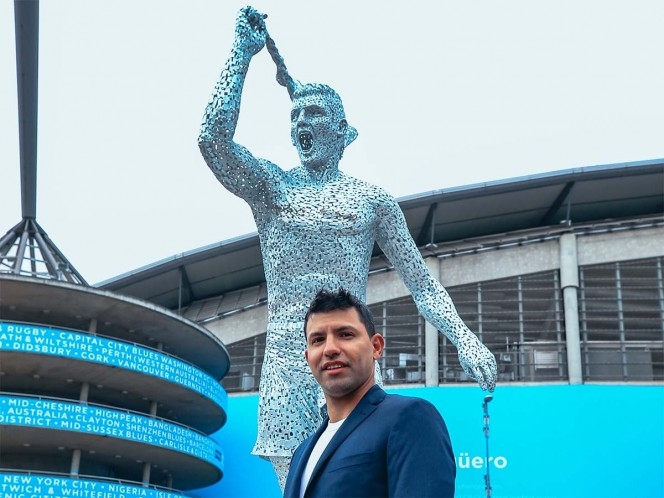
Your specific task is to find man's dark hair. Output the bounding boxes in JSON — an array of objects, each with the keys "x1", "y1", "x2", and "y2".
[{"x1": 304, "y1": 289, "x2": 376, "y2": 337}]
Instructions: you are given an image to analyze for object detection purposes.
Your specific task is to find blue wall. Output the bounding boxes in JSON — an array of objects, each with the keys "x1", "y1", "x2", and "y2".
[{"x1": 193, "y1": 384, "x2": 664, "y2": 498}]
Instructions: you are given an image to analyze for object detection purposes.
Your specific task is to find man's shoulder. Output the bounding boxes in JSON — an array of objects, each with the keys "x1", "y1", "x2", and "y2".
[
  {"x1": 383, "y1": 391, "x2": 433, "y2": 406},
  {"x1": 376, "y1": 393, "x2": 448, "y2": 435},
  {"x1": 361, "y1": 385, "x2": 431, "y2": 410},
  {"x1": 380, "y1": 392, "x2": 442, "y2": 416}
]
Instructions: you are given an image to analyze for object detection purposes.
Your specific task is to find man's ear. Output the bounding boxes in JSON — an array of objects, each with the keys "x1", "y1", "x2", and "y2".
[
  {"x1": 305, "y1": 349, "x2": 309, "y2": 362},
  {"x1": 371, "y1": 333, "x2": 385, "y2": 360}
]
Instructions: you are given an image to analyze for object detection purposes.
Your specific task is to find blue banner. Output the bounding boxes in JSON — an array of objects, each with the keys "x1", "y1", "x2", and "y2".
[
  {"x1": 0, "y1": 473, "x2": 183, "y2": 498},
  {"x1": 0, "y1": 395, "x2": 223, "y2": 470},
  {"x1": 192, "y1": 384, "x2": 664, "y2": 498},
  {"x1": 0, "y1": 321, "x2": 227, "y2": 410}
]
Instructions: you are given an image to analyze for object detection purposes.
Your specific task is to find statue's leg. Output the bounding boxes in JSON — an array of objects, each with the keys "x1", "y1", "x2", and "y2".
[{"x1": 269, "y1": 455, "x2": 291, "y2": 493}]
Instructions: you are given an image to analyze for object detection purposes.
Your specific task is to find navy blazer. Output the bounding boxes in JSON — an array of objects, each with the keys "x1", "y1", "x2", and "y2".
[{"x1": 284, "y1": 385, "x2": 456, "y2": 498}]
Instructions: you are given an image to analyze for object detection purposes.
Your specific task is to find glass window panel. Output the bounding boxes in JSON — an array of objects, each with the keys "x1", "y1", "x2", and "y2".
[
  {"x1": 222, "y1": 334, "x2": 266, "y2": 393},
  {"x1": 370, "y1": 300, "x2": 425, "y2": 384},
  {"x1": 579, "y1": 257, "x2": 663, "y2": 381},
  {"x1": 213, "y1": 257, "x2": 663, "y2": 392},
  {"x1": 445, "y1": 271, "x2": 567, "y2": 383}
]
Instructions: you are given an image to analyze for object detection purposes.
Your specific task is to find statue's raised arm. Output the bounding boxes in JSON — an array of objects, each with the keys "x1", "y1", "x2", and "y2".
[{"x1": 198, "y1": 6, "x2": 277, "y2": 203}]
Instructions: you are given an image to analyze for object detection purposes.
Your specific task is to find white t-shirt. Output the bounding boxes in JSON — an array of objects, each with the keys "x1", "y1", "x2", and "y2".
[{"x1": 299, "y1": 418, "x2": 346, "y2": 498}]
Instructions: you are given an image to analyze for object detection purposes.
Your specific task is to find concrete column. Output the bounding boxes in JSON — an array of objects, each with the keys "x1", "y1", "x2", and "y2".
[
  {"x1": 139, "y1": 400, "x2": 160, "y2": 486},
  {"x1": 72, "y1": 377, "x2": 90, "y2": 476},
  {"x1": 149, "y1": 400, "x2": 158, "y2": 417},
  {"x1": 560, "y1": 233, "x2": 583, "y2": 384},
  {"x1": 88, "y1": 318, "x2": 97, "y2": 335},
  {"x1": 425, "y1": 321, "x2": 439, "y2": 386},
  {"x1": 79, "y1": 382, "x2": 89, "y2": 404},
  {"x1": 142, "y1": 462, "x2": 151, "y2": 487},
  {"x1": 425, "y1": 258, "x2": 440, "y2": 386},
  {"x1": 70, "y1": 449, "x2": 81, "y2": 476}
]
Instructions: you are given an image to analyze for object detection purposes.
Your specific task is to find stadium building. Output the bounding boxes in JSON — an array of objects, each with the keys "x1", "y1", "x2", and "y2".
[
  {"x1": 3, "y1": 3, "x2": 662, "y2": 497},
  {"x1": 103, "y1": 160, "x2": 664, "y2": 391}
]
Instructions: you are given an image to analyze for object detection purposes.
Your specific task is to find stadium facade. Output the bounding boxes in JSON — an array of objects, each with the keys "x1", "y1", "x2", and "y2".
[
  {"x1": 99, "y1": 159, "x2": 663, "y2": 498},
  {"x1": 103, "y1": 160, "x2": 664, "y2": 391}
]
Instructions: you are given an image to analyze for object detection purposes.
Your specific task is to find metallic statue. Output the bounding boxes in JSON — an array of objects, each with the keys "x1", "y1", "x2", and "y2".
[{"x1": 199, "y1": 6, "x2": 497, "y2": 490}]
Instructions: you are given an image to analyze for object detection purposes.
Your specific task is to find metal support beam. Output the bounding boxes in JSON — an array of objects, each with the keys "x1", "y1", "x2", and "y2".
[
  {"x1": 33, "y1": 224, "x2": 61, "y2": 277},
  {"x1": 540, "y1": 181, "x2": 575, "y2": 226},
  {"x1": 0, "y1": 218, "x2": 88, "y2": 284},
  {"x1": 14, "y1": 220, "x2": 30, "y2": 273},
  {"x1": 178, "y1": 265, "x2": 194, "y2": 311},
  {"x1": 417, "y1": 202, "x2": 438, "y2": 247},
  {"x1": 14, "y1": 0, "x2": 39, "y2": 219}
]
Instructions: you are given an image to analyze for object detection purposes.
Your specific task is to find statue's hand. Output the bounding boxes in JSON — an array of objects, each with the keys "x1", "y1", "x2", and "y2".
[
  {"x1": 457, "y1": 334, "x2": 497, "y2": 392},
  {"x1": 235, "y1": 6, "x2": 267, "y2": 56}
]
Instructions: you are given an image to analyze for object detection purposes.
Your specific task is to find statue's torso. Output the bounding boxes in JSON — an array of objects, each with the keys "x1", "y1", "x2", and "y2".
[{"x1": 253, "y1": 171, "x2": 382, "y2": 323}]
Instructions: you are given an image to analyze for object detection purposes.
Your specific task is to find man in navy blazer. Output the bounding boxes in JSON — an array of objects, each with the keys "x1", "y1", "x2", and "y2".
[{"x1": 284, "y1": 289, "x2": 456, "y2": 498}]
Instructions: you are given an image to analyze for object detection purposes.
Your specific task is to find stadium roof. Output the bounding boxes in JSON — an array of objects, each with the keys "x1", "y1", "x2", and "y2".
[{"x1": 99, "y1": 159, "x2": 664, "y2": 309}]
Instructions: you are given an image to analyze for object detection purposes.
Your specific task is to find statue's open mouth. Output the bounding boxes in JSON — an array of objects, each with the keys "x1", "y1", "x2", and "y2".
[{"x1": 298, "y1": 131, "x2": 313, "y2": 151}]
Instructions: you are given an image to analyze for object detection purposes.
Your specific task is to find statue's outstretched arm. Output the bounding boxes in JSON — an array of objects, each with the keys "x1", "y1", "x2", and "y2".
[
  {"x1": 375, "y1": 195, "x2": 497, "y2": 391},
  {"x1": 198, "y1": 6, "x2": 277, "y2": 203}
]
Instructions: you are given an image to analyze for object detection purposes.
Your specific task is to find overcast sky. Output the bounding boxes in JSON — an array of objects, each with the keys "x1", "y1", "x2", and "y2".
[{"x1": 2, "y1": 1, "x2": 663, "y2": 285}]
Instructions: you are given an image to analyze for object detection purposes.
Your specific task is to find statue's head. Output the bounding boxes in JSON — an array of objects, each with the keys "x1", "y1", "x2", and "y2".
[{"x1": 290, "y1": 83, "x2": 358, "y2": 170}]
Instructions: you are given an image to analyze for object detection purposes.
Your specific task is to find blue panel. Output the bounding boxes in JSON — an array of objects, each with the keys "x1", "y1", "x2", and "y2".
[
  {"x1": 192, "y1": 395, "x2": 279, "y2": 498},
  {"x1": 0, "y1": 473, "x2": 183, "y2": 498},
  {"x1": 192, "y1": 384, "x2": 664, "y2": 498},
  {"x1": 395, "y1": 385, "x2": 664, "y2": 498},
  {"x1": 0, "y1": 321, "x2": 227, "y2": 410},
  {"x1": 0, "y1": 395, "x2": 224, "y2": 471}
]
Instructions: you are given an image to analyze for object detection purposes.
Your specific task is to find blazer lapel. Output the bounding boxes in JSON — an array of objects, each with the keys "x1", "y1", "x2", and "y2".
[
  {"x1": 305, "y1": 386, "x2": 386, "y2": 492},
  {"x1": 287, "y1": 421, "x2": 329, "y2": 498}
]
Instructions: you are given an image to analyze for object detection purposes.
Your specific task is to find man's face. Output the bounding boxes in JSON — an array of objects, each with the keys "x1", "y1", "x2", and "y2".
[
  {"x1": 290, "y1": 92, "x2": 346, "y2": 169},
  {"x1": 305, "y1": 307, "x2": 384, "y2": 402}
]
